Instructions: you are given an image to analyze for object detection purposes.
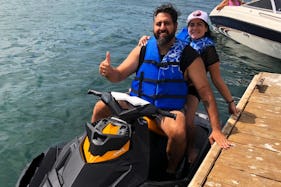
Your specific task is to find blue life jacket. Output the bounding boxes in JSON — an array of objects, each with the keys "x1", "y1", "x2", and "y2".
[
  {"x1": 176, "y1": 27, "x2": 190, "y2": 44},
  {"x1": 130, "y1": 37, "x2": 188, "y2": 110},
  {"x1": 177, "y1": 27, "x2": 214, "y2": 54}
]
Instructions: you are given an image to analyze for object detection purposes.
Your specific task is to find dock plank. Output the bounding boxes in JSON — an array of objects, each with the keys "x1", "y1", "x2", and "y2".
[
  {"x1": 229, "y1": 132, "x2": 281, "y2": 152},
  {"x1": 215, "y1": 142, "x2": 281, "y2": 181},
  {"x1": 189, "y1": 72, "x2": 281, "y2": 187},
  {"x1": 205, "y1": 164, "x2": 281, "y2": 187},
  {"x1": 237, "y1": 111, "x2": 281, "y2": 132}
]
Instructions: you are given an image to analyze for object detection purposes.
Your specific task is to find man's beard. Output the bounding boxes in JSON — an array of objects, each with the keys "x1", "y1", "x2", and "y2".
[{"x1": 154, "y1": 31, "x2": 175, "y2": 46}]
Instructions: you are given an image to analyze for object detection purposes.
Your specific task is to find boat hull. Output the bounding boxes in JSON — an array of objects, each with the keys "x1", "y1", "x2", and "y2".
[{"x1": 210, "y1": 4, "x2": 281, "y2": 59}]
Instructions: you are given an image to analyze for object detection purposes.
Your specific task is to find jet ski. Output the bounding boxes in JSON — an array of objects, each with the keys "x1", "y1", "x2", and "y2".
[{"x1": 16, "y1": 90, "x2": 211, "y2": 187}]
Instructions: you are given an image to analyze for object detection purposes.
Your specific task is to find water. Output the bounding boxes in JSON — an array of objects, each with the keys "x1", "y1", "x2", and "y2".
[{"x1": 0, "y1": 0, "x2": 280, "y2": 186}]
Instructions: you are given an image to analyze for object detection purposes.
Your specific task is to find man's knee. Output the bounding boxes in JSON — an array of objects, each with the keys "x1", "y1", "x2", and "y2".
[
  {"x1": 91, "y1": 100, "x2": 109, "y2": 122},
  {"x1": 92, "y1": 100, "x2": 103, "y2": 114},
  {"x1": 168, "y1": 114, "x2": 186, "y2": 140}
]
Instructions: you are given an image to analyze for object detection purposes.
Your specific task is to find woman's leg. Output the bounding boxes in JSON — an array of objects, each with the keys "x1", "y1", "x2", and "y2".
[{"x1": 185, "y1": 94, "x2": 200, "y2": 163}]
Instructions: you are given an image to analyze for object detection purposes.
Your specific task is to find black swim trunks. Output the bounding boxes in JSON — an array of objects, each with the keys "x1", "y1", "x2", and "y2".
[{"x1": 188, "y1": 85, "x2": 200, "y2": 101}]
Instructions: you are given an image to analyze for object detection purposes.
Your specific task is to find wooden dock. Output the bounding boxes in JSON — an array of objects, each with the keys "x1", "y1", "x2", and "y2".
[{"x1": 189, "y1": 72, "x2": 281, "y2": 187}]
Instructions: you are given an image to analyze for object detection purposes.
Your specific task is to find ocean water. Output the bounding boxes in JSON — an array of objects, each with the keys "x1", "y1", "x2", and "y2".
[{"x1": 0, "y1": 0, "x2": 280, "y2": 186}]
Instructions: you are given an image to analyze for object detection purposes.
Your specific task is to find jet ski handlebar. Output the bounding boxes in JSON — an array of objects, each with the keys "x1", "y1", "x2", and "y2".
[
  {"x1": 156, "y1": 108, "x2": 176, "y2": 119},
  {"x1": 88, "y1": 89, "x2": 176, "y2": 120}
]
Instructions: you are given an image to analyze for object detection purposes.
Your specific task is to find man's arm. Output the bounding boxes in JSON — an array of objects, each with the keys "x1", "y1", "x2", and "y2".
[
  {"x1": 99, "y1": 45, "x2": 142, "y2": 82},
  {"x1": 185, "y1": 57, "x2": 231, "y2": 149}
]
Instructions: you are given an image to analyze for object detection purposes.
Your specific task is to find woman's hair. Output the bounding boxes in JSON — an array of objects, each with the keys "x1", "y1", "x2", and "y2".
[{"x1": 203, "y1": 22, "x2": 212, "y2": 38}]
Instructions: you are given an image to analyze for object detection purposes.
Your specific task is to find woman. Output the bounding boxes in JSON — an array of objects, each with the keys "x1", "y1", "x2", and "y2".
[{"x1": 139, "y1": 10, "x2": 238, "y2": 162}]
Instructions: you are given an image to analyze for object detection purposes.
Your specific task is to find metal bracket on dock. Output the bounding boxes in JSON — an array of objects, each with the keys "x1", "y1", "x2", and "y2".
[{"x1": 256, "y1": 78, "x2": 268, "y2": 93}]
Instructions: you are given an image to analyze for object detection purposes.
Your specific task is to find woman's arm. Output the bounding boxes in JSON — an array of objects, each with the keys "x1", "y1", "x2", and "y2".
[
  {"x1": 138, "y1": 35, "x2": 150, "y2": 46},
  {"x1": 208, "y1": 62, "x2": 239, "y2": 115}
]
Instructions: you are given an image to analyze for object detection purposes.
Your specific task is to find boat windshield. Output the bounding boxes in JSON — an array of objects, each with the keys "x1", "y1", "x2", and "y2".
[{"x1": 247, "y1": 0, "x2": 281, "y2": 12}]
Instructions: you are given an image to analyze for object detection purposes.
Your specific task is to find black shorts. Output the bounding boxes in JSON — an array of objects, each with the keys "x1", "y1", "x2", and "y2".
[{"x1": 188, "y1": 86, "x2": 200, "y2": 101}]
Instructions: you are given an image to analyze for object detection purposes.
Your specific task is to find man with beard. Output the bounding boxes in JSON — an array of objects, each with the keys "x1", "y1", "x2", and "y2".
[{"x1": 92, "y1": 3, "x2": 231, "y2": 178}]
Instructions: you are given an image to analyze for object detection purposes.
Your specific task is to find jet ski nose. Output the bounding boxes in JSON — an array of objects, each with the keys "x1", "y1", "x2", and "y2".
[{"x1": 83, "y1": 117, "x2": 132, "y2": 162}]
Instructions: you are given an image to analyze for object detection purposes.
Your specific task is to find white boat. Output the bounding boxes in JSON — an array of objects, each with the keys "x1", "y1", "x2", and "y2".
[{"x1": 209, "y1": 0, "x2": 281, "y2": 60}]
